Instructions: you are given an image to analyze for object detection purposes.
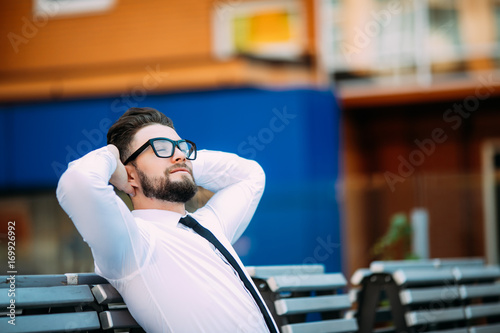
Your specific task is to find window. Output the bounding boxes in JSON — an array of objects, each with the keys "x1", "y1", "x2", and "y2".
[
  {"x1": 34, "y1": 0, "x2": 116, "y2": 18},
  {"x1": 212, "y1": 0, "x2": 306, "y2": 61}
]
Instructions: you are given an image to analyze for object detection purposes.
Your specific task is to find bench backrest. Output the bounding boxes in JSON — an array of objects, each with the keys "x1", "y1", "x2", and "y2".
[
  {"x1": 0, "y1": 266, "x2": 347, "y2": 333},
  {"x1": 352, "y1": 259, "x2": 500, "y2": 333},
  {"x1": 0, "y1": 273, "x2": 144, "y2": 333},
  {"x1": 248, "y1": 264, "x2": 358, "y2": 333}
]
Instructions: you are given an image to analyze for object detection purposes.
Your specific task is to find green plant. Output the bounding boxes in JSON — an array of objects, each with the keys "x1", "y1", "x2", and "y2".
[{"x1": 372, "y1": 213, "x2": 419, "y2": 260}]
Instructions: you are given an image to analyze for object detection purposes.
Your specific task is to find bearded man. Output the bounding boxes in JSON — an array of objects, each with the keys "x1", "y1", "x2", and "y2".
[{"x1": 57, "y1": 107, "x2": 278, "y2": 333}]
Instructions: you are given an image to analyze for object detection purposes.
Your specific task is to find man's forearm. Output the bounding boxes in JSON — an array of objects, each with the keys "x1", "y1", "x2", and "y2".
[
  {"x1": 56, "y1": 147, "x2": 139, "y2": 278},
  {"x1": 193, "y1": 150, "x2": 265, "y2": 194},
  {"x1": 192, "y1": 150, "x2": 265, "y2": 243}
]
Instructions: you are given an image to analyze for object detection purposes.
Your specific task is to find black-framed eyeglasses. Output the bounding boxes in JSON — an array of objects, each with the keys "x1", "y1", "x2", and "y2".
[{"x1": 123, "y1": 137, "x2": 197, "y2": 165}]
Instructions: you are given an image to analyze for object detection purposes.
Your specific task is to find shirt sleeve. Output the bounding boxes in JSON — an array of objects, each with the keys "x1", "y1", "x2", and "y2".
[
  {"x1": 56, "y1": 146, "x2": 146, "y2": 280},
  {"x1": 191, "y1": 150, "x2": 265, "y2": 244}
]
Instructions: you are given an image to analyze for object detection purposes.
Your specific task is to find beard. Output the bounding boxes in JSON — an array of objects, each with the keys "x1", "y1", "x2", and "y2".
[{"x1": 136, "y1": 163, "x2": 198, "y2": 203}]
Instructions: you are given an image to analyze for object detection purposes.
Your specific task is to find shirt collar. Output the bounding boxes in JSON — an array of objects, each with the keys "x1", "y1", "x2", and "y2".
[{"x1": 131, "y1": 209, "x2": 185, "y2": 227}]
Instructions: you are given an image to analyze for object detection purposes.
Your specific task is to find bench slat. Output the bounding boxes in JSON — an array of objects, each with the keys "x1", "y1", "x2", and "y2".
[
  {"x1": 393, "y1": 269, "x2": 456, "y2": 286},
  {"x1": 267, "y1": 273, "x2": 346, "y2": 292},
  {"x1": 465, "y1": 303, "x2": 500, "y2": 319},
  {"x1": 371, "y1": 259, "x2": 442, "y2": 272},
  {"x1": 438, "y1": 258, "x2": 485, "y2": 267},
  {"x1": 370, "y1": 258, "x2": 485, "y2": 273},
  {"x1": 426, "y1": 329, "x2": 468, "y2": 333},
  {"x1": 281, "y1": 318, "x2": 358, "y2": 333},
  {"x1": 469, "y1": 323, "x2": 500, "y2": 333},
  {"x1": 0, "y1": 285, "x2": 94, "y2": 308},
  {"x1": 99, "y1": 309, "x2": 140, "y2": 329},
  {"x1": 92, "y1": 284, "x2": 124, "y2": 304},
  {"x1": 0, "y1": 275, "x2": 67, "y2": 288},
  {"x1": 405, "y1": 307, "x2": 465, "y2": 326},
  {"x1": 454, "y1": 266, "x2": 500, "y2": 283},
  {"x1": 0, "y1": 273, "x2": 107, "y2": 288},
  {"x1": 399, "y1": 286, "x2": 460, "y2": 305},
  {"x1": 0, "y1": 312, "x2": 100, "y2": 332},
  {"x1": 275, "y1": 294, "x2": 351, "y2": 315},
  {"x1": 246, "y1": 265, "x2": 325, "y2": 279},
  {"x1": 350, "y1": 268, "x2": 371, "y2": 285},
  {"x1": 459, "y1": 284, "x2": 500, "y2": 299}
]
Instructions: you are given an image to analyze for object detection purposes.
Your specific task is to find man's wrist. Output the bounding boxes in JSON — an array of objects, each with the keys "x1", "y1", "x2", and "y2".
[
  {"x1": 103, "y1": 144, "x2": 121, "y2": 177},
  {"x1": 106, "y1": 144, "x2": 120, "y2": 160}
]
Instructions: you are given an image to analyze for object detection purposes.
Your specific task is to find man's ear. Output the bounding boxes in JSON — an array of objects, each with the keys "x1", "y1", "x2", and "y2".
[{"x1": 125, "y1": 164, "x2": 139, "y2": 189}]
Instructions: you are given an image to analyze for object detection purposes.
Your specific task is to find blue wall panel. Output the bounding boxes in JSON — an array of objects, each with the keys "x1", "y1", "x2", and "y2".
[
  {"x1": 9, "y1": 99, "x2": 112, "y2": 187},
  {"x1": 0, "y1": 111, "x2": 9, "y2": 188},
  {"x1": 0, "y1": 87, "x2": 342, "y2": 271}
]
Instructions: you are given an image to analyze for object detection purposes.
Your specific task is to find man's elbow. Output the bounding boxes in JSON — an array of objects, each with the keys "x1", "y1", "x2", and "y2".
[
  {"x1": 56, "y1": 166, "x2": 97, "y2": 205},
  {"x1": 248, "y1": 160, "x2": 266, "y2": 192},
  {"x1": 56, "y1": 167, "x2": 72, "y2": 203}
]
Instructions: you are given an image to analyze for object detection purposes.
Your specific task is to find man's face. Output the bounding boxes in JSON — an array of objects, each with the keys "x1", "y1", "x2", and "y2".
[{"x1": 128, "y1": 124, "x2": 197, "y2": 203}]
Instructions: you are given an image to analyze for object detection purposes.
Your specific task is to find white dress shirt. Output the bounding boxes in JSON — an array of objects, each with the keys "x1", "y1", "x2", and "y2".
[{"x1": 56, "y1": 147, "x2": 275, "y2": 333}]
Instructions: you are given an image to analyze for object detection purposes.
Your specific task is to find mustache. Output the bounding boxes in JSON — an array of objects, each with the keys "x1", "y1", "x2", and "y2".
[{"x1": 164, "y1": 163, "x2": 193, "y2": 176}]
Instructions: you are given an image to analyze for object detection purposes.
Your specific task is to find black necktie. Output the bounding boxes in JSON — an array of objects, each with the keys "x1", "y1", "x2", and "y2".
[{"x1": 179, "y1": 215, "x2": 278, "y2": 333}]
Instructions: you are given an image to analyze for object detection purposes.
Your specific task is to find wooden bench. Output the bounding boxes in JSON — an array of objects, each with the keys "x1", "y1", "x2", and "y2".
[
  {"x1": 0, "y1": 265, "x2": 353, "y2": 333},
  {"x1": 350, "y1": 259, "x2": 500, "y2": 333},
  {"x1": 0, "y1": 273, "x2": 144, "y2": 333},
  {"x1": 349, "y1": 258, "x2": 486, "y2": 333},
  {"x1": 247, "y1": 264, "x2": 358, "y2": 333}
]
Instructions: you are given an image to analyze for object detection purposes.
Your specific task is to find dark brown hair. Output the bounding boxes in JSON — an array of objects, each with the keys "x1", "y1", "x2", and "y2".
[{"x1": 107, "y1": 107, "x2": 175, "y2": 162}]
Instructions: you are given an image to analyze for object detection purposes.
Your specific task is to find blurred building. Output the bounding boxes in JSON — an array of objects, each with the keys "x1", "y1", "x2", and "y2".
[
  {"x1": 0, "y1": 0, "x2": 500, "y2": 278},
  {"x1": 334, "y1": 0, "x2": 500, "y2": 278}
]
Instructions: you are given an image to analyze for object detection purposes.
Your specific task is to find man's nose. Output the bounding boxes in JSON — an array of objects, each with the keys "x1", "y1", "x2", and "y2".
[{"x1": 171, "y1": 146, "x2": 187, "y2": 162}]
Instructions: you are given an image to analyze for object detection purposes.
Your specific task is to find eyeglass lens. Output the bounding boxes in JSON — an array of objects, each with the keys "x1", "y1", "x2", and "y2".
[{"x1": 153, "y1": 139, "x2": 195, "y2": 159}]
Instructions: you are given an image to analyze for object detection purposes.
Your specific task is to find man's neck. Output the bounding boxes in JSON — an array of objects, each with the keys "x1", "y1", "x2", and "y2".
[{"x1": 132, "y1": 196, "x2": 186, "y2": 214}]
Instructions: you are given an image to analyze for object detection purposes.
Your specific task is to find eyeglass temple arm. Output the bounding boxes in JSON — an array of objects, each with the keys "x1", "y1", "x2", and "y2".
[{"x1": 123, "y1": 141, "x2": 151, "y2": 165}]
